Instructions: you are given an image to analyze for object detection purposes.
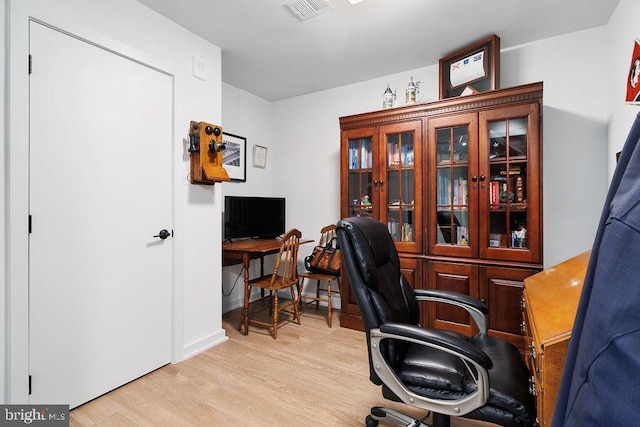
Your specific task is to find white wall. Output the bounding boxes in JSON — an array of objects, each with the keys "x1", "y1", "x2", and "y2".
[
  {"x1": 607, "y1": 0, "x2": 640, "y2": 176},
  {"x1": 219, "y1": 83, "x2": 277, "y2": 312},
  {"x1": 4, "y1": 0, "x2": 227, "y2": 403},
  {"x1": 1, "y1": 0, "x2": 7, "y2": 405}
]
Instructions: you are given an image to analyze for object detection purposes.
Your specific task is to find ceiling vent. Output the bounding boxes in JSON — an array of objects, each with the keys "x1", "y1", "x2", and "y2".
[{"x1": 286, "y1": 0, "x2": 333, "y2": 20}]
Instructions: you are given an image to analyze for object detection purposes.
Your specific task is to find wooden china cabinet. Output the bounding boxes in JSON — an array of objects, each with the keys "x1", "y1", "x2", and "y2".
[{"x1": 339, "y1": 82, "x2": 543, "y2": 350}]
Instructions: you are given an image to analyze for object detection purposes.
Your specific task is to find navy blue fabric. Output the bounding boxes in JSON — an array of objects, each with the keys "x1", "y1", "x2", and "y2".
[{"x1": 553, "y1": 112, "x2": 640, "y2": 426}]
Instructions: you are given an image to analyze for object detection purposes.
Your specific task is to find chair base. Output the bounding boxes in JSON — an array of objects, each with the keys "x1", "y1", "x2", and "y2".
[{"x1": 366, "y1": 407, "x2": 450, "y2": 427}]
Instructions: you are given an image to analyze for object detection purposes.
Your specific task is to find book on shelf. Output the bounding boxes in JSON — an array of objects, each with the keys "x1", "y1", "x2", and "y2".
[
  {"x1": 490, "y1": 176, "x2": 524, "y2": 204},
  {"x1": 349, "y1": 147, "x2": 359, "y2": 169},
  {"x1": 515, "y1": 175, "x2": 524, "y2": 202},
  {"x1": 499, "y1": 167, "x2": 522, "y2": 176},
  {"x1": 437, "y1": 175, "x2": 449, "y2": 205},
  {"x1": 389, "y1": 142, "x2": 400, "y2": 166},
  {"x1": 453, "y1": 178, "x2": 468, "y2": 205},
  {"x1": 387, "y1": 220, "x2": 398, "y2": 240},
  {"x1": 490, "y1": 181, "x2": 500, "y2": 204},
  {"x1": 401, "y1": 144, "x2": 414, "y2": 166},
  {"x1": 402, "y1": 223, "x2": 413, "y2": 242},
  {"x1": 387, "y1": 220, "x2": 413, "y2": 242},
  {"x1": 437, "y1": 176, "x2": 468, "y2": 205},
  {"x1": 405, "y1": 146, "x2": 415, "y2": 165},
  {"x1": 356, "y1": 142, "x2": 371, "y2": 169}
]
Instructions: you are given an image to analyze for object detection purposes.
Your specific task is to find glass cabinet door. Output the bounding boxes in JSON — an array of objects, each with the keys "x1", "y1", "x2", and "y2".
[
  {"x1": 344, "y1": 131, "x2": 375, "y2": 219},
  {"x1": 486, "y1": 118, "x2": 527, "y2": 247},
  {"x1": 429, "y1": 113, "x2": 478, "y2": 257},
  {"x1": 380, "y1": 121, "x2": 422, "y2": 253},
  {"x1": 479, "y1": 104, "x2": 540, "y2": 263}
]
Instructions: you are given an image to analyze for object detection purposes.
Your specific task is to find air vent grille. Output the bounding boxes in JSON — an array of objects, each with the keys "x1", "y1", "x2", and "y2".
[{"x1": 287, "y1": 0, "x2": 333, "y2": 20}]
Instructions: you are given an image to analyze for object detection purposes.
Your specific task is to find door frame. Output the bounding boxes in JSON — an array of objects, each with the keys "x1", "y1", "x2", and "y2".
[{"x1": 5, "y1": 9, "x2": 185, "y2": 403}]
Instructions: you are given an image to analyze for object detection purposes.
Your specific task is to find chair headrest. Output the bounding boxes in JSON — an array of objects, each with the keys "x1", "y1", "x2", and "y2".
[{"x1": 336, "y1": 217, "x2": 396, "y2": 293}]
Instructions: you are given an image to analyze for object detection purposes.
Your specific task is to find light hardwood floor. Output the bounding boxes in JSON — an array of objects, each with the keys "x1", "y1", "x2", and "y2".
[{"x1": 70, "y1": 304, "x2": 491, "y2": 426}]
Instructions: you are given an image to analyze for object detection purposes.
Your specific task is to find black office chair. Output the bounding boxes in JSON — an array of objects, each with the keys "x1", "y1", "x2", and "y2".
[{"x1": 336, "y1": 217, "x2": 535, "y2": 427}]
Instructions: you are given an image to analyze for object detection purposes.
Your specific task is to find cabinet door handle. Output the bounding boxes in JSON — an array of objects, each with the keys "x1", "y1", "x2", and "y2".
[
  {"x1": 529, "y1": 376, "x2": 537, "y2": 396},
  {"x1": 472, "y1": 176, "x2": 478, "y2": 182},
  {"x1": 480, "y1": 175, "x2": 486, "y2": 181},
  {"x1": 528, "y1": 342, "x2": 537, "y2": 360},
  {"x1": 379, "y1": 180, "x2": 384, "y2": 192}
]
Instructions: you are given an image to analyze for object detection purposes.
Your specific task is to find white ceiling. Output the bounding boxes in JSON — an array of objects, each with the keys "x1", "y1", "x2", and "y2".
[{"x1": 136, "y1": 0, "x2": 620, "y2": 102}]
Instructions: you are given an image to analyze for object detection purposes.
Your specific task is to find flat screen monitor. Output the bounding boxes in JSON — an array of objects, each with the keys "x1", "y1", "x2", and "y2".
[{"x1": 224, "y1": 196, "x2": 286, "y2": 240}]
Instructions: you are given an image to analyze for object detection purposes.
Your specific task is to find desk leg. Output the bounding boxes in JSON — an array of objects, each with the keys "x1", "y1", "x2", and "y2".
[
  {"x1": 260, "y1": 256, "x2": 265, "y2": 299},
  {"x1": 239, "y1": 253, "x2": 251, "y2": 335}
]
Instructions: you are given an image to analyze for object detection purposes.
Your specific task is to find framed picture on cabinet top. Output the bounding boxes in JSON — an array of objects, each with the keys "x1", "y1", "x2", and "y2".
[
  {"x1": 439, "y1": 34, "x2": 500, "y2": 99},
  {"x1": 222, "y1": 132, "x2": 247, "y2": 182}
]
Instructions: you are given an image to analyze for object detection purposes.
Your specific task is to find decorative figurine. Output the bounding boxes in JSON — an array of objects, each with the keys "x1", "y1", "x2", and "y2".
[
  {"x1": 405, "y1": 76, "x2": 421, "y2": 105},
  {"x1": 512, "y1": 226, "x2": 527, "y2": 248},
  {"x1": 383, "y1": 84, "x2": 396, "y2": 109},
  {"x1": 515, "y1": 175, "x2": 524, "y2": 202},
  {"x1": 361, "y1": 195, "x2": 372, "y2": 206}
]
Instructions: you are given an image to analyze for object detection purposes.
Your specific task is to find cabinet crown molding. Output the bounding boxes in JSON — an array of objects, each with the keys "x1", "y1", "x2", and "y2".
[{"x1": 340, "y1": 82, "x2": 543, "y2": 130}]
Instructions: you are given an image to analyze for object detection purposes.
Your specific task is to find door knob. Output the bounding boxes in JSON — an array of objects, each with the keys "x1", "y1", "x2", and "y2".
[{"x1": 154, "y1": 229, "x2": 171, "y2": 240}]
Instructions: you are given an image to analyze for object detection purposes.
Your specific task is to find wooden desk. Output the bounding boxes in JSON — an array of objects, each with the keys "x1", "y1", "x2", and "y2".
[
  {"x1": 223, "y1": 238, "x2": 313, "y2": 333},
  {"x1": 522, "y1": 250, "x2": 590, "y2": 427}
]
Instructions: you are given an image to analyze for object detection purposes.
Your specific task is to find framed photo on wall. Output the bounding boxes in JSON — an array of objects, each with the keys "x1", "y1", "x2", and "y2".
[
  {"x1": 439, "y1": 35, "x2": 500, "y2": 99},
  {"x1": 626, "y1": 39, "x2": 640, "y2": 104},
  {"x1": 253, "y1": 145, "x2": 267, "y2": 168},
  {"x1": 222, "y1": 132, "x2": 247, "y2": 182}
]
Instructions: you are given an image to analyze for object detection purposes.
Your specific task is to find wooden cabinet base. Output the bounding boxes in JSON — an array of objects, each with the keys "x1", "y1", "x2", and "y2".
[{"x1": 339, "y1": 312, "x2": 364, "y2": 331}]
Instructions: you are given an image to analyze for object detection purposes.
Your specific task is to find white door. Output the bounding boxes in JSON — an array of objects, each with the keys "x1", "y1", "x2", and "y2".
[{"x1": 28, "y1": 21, "x2": 173, "y2": 408}]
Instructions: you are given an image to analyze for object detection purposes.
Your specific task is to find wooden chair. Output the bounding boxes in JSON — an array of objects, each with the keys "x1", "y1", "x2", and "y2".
[
  {"x1": 244, "y1": 228, "x2": 302, "y2": 339},
  {"x1": 298, "y1": 224, "x2": 341, "y2": 327}
]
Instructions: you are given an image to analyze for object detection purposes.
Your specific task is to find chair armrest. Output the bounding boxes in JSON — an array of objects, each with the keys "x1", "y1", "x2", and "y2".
[
  {"x1": 413, "y1": 288, "x2": 489, "y2": 334},
  {"x1": 370, "y1": 323, "x2": 491, "y2": 417},
  {"x1": 379, "y1": 322, "x2": 492, "y2": 369}
]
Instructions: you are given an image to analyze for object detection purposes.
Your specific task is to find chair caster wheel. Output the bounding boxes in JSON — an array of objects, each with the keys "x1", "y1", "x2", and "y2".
[{"x1": 366, "y1": 415, "x2": 379, "y2": 427}]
